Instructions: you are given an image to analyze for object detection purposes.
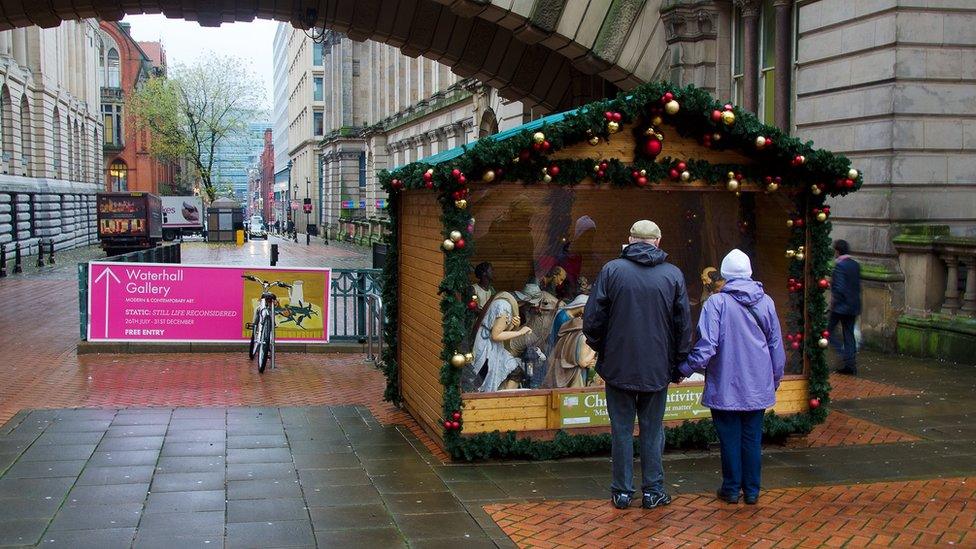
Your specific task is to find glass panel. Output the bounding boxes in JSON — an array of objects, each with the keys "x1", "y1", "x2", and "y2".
[
  {"x1": 762, "y1": 0, "x2": 775, "y2": 70},
  {"x1": 457, "y1": 183, "x2": 798, "y2": 394},
  {"x1": 313, "y1": 77, "x2": 323, "y2": 101},
  {"x1": 313, "y1": 43, "x2": 323, "y2": 65},
  {"x1": 313, "y1": 112, "x2": 323, "y2": 135},
  {"x1": 762, "y1": 68, "x2": 776, "y2": 125},
  {"x1": 103, "y1": 114, "x2": 113, "y2": 144},
  {"x1": 107, "y1": 48, "x2": 120, "y2": 88},
  {"x1": 733, "y1": 8, "x2": 744, "y2": 75}
]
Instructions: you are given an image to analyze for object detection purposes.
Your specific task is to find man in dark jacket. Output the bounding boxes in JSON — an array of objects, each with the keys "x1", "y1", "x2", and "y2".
[
  {"x1": 829, "y1": 239, "x2": 861, "y2": 375},
  {"x1": 583, "y1": 220, "x2": 691, "y2": 510}
]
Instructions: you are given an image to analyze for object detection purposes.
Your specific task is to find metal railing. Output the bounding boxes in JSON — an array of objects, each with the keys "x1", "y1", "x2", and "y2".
[
  {"x1": 329, "y1": 268, "x2": 383, "y2": 341},
  {"x1": 364, "y1": 293, "x2": 384, "y2": 362}
]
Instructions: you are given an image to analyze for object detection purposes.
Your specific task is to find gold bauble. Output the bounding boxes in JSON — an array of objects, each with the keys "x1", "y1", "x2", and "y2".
[
  {"x1": 533, "y1": 131, "x2": 545, "y2": 144},
  {"x1": 644, "y1": 128, "x2": 655, "y2": 136},
  {"x1": 588, "y1": 136, "x2": 600, "y2": 146},
  {"x1": 454, "y1": 199, "x2": 467, "y2": 209},
  {"x1": 727, "y1": 180, "x2": 740, "y2": 192},
  {"x1": 816, "y1": 212, "x2": 828, "y2": 222},
  {"x1": 721, "y1": 110, "x2": 736, "y2": 126},
  {"x1": 449, "y1": 230, "x2": 462, "y2": 242},
  {"x1": 426, "y1": 168, "x2": 434, "y2": 175},
  {"x1": 680, "y1": 171, "x2": 691, "y2": 181},
  {"x1": 483, "y1": 170, "x2": 495, "y2": 183},
  {"x1": 712, "y1": 132, "x2": 722, "y2": 141},
  {"x1": 464, "y1": 352, "x2": 474, "y2": 364},
  {"x1": 607, "y1": 121, "x2": 620, "y2": 133},
  {"x1": 594, "y1": 165, "x2": 601, "y2": 172},
  {"x1": 727, "y1": 171, "x2": 736, "y2": 179},
  {"x1": 795, "y1": 252, "x2": 805, "y2": 261},
  {"x1": 651, "y1": 115, "x2": 663, "y2": 126},
  {"x1": 639, "y1": 169, "x2": 647, "y2": 177},
  {"x1": 450, "y1": 353, "x2": 466, "y2": 367},
  {"x1": 442, "y1": 239, "x2": 455, "y2": 251},
  {"x1": 786, "y1": 219, "x2": 795, "y2": 228},
  {"x1": 811, "y1": 185, "x2": 822, "y2": 196},
  {"x1": 848, "y1": 168, "x2": 859, "y2": 180},
  {"x1": 818, "y1": 338, "x2": 830, "y2": 349},
  {"x1": 543, "y1": 175, "x2": 552, "y2": 183},
  {"x1": 755, "y1": 136, "x2": 767, "y2": 148},
  {"x1": 664, "y1": 100, "x2": 680, "y2": 115},
  {"x1": 786, "y1": 249, "x2": 796, "y2": 258},
  {"x1": 767, "y1": 182, "x2": 779, "y2": 192}
]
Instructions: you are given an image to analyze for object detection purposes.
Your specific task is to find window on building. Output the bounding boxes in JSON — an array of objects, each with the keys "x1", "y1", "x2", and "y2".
[
  {"x1": 358, "y1": 152, "x2": 366, "y2": 189},
  {"x1": 53, "y1": 109, "x2": 62, "y2": 177},
  {"x1": 313, "y1": 42, "x2": 323, "y2": 66},
  {"x1": 352, "y1": 60, "x2": 360, "y2": 77},
  {"x1": 313, "y1": 77, "x2": 323, "y2": 101},
  {"x1": 102, "y1": 104, "x2": 123, "y2": 146},
  {"x1": 109, "y1": 159, "x2": 127, "y2": 191},
  {"x1": 731, "y1": 0, "x2": 788, "y2": 125},
  {"x1": 107, "y1": 48, "x2": 120, "y2": 88},
  {"x1": 313, "y1": 111, "x2": 324, "y2": 136}
]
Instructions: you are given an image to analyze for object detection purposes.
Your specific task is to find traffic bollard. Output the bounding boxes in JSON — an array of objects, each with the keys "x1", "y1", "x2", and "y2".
[
  {"x1": 48, "y1": 239, "x2": 55, "y2": 265},
  {"x1": 293, "y1": 229, "x2": 298, "y2": 243},
  {"x1": 0, "y1": 243, "x2": 6, "y2": 278},
  {"x1": 13, "y1": 243, "x2": 22, "y2": 274},
  {"x1": 36, "y1": 240, "x2": 44, "y2": 268},
  {"x1": 270, "y1": 243, "x2": 279, "y2": 266}
]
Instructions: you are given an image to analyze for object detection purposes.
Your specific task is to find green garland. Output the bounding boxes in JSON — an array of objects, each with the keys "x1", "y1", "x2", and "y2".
[{"x1": 378, "y1": 81, "x2": 858, "y2": 461}]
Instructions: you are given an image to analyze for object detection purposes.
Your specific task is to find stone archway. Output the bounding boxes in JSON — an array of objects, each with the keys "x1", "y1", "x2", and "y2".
[{"x1": 0, "y1": 0, "x2": 669, "y2": 111}]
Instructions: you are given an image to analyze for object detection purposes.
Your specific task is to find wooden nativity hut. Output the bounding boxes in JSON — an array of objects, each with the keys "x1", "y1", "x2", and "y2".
[{"x1": 379, "y1": 82, "x2": 861, "y2": 461}]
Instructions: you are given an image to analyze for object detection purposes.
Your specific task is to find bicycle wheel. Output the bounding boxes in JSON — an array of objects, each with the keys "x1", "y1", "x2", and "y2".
[
  {"x1": 258, "y1": 311, "x2": 272, "y2": 373},
  {"x1": 249, "y1": 311, "x2": 260, "y2": 359}
]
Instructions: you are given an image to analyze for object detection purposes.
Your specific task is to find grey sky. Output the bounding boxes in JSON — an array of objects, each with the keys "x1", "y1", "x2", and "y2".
[{"x1": 122, "y1": 14, "x2": 278, "y2": 111}]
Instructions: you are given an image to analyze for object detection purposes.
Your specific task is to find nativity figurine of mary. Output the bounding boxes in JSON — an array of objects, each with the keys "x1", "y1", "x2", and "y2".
[{"x1": 470, "y1": 291, "x2": 533, "y2": 392}]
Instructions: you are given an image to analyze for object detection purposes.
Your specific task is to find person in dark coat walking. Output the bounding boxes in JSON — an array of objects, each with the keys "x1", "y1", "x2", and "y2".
[
  {"x1": 829, "y1": 239, "x2": 861, "y2": 375},
  {"x1": 583, "y1": 220, "x2": 691, "y2": 510},
  {"x1": 677, "y1": 249, "x2": 786, "y2": 505}
]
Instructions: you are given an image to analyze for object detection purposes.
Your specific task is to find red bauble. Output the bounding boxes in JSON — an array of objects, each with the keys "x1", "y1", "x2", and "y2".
[
  {"x1": 637, "y1": 176, "x2": 648, "y2": 187},
  {"x1": 723, "y1": 103, "x2": 734, "y2": 111},
  {"x1": 451, "y1": 169, "x2": 461, "y2": 178},
  {"x1": 604, "y1": 111, "x2": 614, "y2": 120},
  {"x1": 542, "y1": 141, "x2": 551, "y2": 151},
  {"x1": 663, "y1": 92, "x2": 674, "y2": 102},
  {"x1": 632, "y1": 170, "x2": 640, "y2": 179},
  {"x1": 791, "y1": 341, "x2": 801, "y2": 350},
  {"x1": 444, "y1": 420, "x2": 453, "y2": 429},
  {"x1": 450, "y1": 421, "x2": 460, "y2": 429},
  {"x1": 519, "y1": 149, "x2": 531, "y2": 161},
  {"x1": 596, "y1": 170, "x2": 606, "y2": 179},
  {"x1": 612, "y1": 112, "x2": 622, "y2": 122},
  {"x1": 423, "y1": 172, "x2": 432, "y2": 181},
  {"x1": 467, "y1": 300, "x2": 478, "y2": 310},
  {"x1": 809, "y1": 398, "x2": 821, "y2": 409},
  {"x1": 711, "y1": 110, "x2": 723, "y2": 122},
  {"x1": 821, "y1": 330, "x2": 830, "y2": 338},
  {"x1": 786, "y1": 334, "x2": 794, "y2": 341},
  {"x1": 455, "y1": 238, "x2": 466, "y2": 249},
  {"x1": 818, "y1": 279, "x2": 830, "y2": 289},
  {"x1": 549, "y1": 165, "x2": 560, "y2": 176},
  {"x1": 452, "y1": 191, "x2": 461, "y2": 200},
  {"x1": 676, "y1": 162, "x2": 687, "y2": 171},
  {"x1": 599, "y1": 162, "x2": 609, "y2": 170},
  {"x1": 644, "y1": 138, "x2": 663, "y2": 157},
  {"x1": 425, "y1": 182, "x2": 434, "y2": 190},
  {"x1": 458, "y1": 175, "x2": 466, "y2": 184},
  {"x1": 795, "y1": 219, "x2": 805, "y2": 228},
  {"x1": 845, "y1": 178, "x2": 855, "y2": 188},
  {"x1": 669, "y1": 169, "x2": 680, "y2": 180},
  {"x1": 452, "y1": 412, "x2": 462, "y2": 420}
]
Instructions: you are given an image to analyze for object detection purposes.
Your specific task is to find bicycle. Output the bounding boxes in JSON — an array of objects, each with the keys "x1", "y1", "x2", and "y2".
[{"x1": 243, "y1": 274, "x2": 292, "y2": 373}]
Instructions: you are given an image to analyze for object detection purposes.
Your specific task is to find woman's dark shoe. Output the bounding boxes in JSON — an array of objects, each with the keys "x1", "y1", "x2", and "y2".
[
  {"x1": 744, "y1": 494, "x2": 759, "y2": 505},
  {"x1": 716, "y1": 489, "x2": 739, "y2": 504}
]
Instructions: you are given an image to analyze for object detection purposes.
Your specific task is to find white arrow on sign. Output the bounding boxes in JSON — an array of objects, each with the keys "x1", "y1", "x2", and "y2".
[{"x1": 94, "y1": 267, "x2": 120, "y2": 338}]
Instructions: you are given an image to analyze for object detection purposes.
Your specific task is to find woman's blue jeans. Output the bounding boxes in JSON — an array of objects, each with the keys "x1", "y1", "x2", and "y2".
[{"x1": 710, "y1": 409, "x2": 765, "y2": 499}]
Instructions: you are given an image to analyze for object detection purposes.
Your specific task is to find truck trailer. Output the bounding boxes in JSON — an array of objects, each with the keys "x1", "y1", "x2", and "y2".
[
  {"x1": 96, "y1": 192, "x2": 163, "y2": 256},
  {"x1": 161, "y1": 196, "x2": 205, "y2": 240}
]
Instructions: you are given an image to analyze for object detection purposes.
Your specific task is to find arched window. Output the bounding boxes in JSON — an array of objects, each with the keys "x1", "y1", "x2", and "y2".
[
  {"x1": 1, "y1": 86, "x2": 11, "y2": 172},
  {"x1": 93, "y1": 128, "x2": 99, "y2": 184},
  {"x1": 19, "y1": 95, "x2": 31, "y2": 176},
  {"x1": 66, "y1": 117, "x2": 74, "y2": 178},
  {"x1": 72, "y1": 120, "x2": 80, "y2": 180},
  {"x1": 80, "y1": 122, "x2": 88, "y2": 183},
  {"x1": 52, "y1": 108, "x2": 62, "y2": 178},
  {"x1": 107, "y1": 48, "x2": 120, "y2": 88},
  {"x1": 109, "y1": 159, "x2": 128, "y2": 191}
]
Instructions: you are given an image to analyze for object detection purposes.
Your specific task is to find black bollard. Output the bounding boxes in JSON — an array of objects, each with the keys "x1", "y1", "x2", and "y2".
[
  {"x1": 270, "y1": 243, "x2": 278, "y2": 266},
  {"x1": 36, "y1": 241, "x2": 44, "y2": 268},
  {"x1": 293, "y1": 229, "x2": 298, "y2": 243},
  {"x1": 13, "y1": 243, "x2": 22, "y2": 274},
  {"x1": 48, "y1": 239, "x2": 55, "y2": 265},
  {"x1": 0, "y1": 243, "x2": 6, "y2": 277}
]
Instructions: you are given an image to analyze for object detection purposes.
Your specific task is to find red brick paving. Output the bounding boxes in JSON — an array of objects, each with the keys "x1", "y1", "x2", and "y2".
[
  {"x1": 828, "y1": 373, "x2": 920, "y2": 402},
  {"x1": 485, "y1": 477, "x2": 976, "y2": 548},
  {"x1": 786, "y1": 411, "x2": 920, "y2": 449}
]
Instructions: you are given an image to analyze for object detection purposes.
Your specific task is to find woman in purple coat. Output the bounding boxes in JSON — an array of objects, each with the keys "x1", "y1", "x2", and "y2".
[{"x1": 678, "y1": 249, "x2": 785, "y2": 505}]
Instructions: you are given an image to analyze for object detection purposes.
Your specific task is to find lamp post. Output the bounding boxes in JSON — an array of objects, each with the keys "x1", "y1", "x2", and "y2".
[
  {"x1": 305, "y1": 177, "x2": 312, "y2": 246},
  {"x1": 286, "y1": 159, "x2": 294, "y2": 240},
  {"x1": 293, "y1": 181, "x2": 299, "y2": 242}
]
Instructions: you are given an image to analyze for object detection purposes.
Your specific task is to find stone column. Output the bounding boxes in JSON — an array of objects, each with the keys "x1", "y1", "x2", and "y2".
[
  {"x1": 773, "y1": 0, "x2": 792, "y2": 131},
  {"x1": 961, "y1": 254, "x2": 976, "y2": 316},
  {"x1": 941, "y1": 254, "x2": 960, "y2": 315},
  {"x1": 736, "y1": 0, "x2": 760, "y2": 113},
  {"x1": 12, "y1": 28, "x2": 27, "y2": 67}
]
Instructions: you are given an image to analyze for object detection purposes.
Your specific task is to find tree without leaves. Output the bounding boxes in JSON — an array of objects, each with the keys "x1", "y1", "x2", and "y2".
[{"x1": 127, "y1": 55, "x2": 265, "y2": 202}]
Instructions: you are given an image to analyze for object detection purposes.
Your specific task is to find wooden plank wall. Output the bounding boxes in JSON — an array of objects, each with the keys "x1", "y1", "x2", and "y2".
[
  {"x1": 462, "y1": 379, "x2": 809, "y2": 434},
  {"x1": 398, "y1": 191, "x2": 445, "y2": 445}
]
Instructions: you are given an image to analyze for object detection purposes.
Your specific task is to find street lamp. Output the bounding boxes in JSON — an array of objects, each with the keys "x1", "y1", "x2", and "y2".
[
  {"x1": 293, "y1": 181, "x2": 299, "y2": 243},
  {"x1": 286, "y1": 159, "x2": 294, "y2": 240}
]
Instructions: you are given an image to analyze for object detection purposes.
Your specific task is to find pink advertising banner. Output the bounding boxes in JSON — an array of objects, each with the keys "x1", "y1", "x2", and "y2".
[{"x1": 87, "y1": 262, "x2": 331, "y2": 343}]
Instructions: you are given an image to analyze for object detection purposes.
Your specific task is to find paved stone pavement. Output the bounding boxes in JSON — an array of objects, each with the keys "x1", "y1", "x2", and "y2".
[{"x1": 2, "y1": 241, "x2": 976, "y2": 547}]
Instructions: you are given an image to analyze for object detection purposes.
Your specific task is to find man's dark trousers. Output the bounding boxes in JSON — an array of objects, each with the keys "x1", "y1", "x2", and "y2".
[
  {"x1": 828, "y1": 312, "x2": 857, "y2": 373},
  {"x1": 605, "y1": 384, "x2": 666, "y2": 497}
]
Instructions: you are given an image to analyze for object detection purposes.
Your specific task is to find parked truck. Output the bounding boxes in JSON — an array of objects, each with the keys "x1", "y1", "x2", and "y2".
[
  {"x1": 161, "y1": 196, "x2": 205, "y2": 240},
  {"x1": 96, "y1": 192, "x2": 163, "y2": 256}
]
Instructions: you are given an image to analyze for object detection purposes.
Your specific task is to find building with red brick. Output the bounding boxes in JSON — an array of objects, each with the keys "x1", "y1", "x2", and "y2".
[{"x1": 96, "y1": 22, "x2": 178, "y2": 194}]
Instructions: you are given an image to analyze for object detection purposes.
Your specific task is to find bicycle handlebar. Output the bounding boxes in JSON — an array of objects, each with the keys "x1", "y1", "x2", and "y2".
[{"x1": 241, "y1": 274, "x2": 292, "y2": 289}]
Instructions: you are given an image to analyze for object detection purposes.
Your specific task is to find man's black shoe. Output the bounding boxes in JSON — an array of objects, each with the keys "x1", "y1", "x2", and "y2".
[
  {"x1": 744, "y1": 494, "x2": 759, "y2": 505},
  {"x1": 611, "y1": 492, "x2": 632, "y2": 509},
  {"x1": 716, "y1": 489, "x2": 739, "y2": 504},
  {"x1": 642, "y1": 492, "x2": 671, "y2": 509}
]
